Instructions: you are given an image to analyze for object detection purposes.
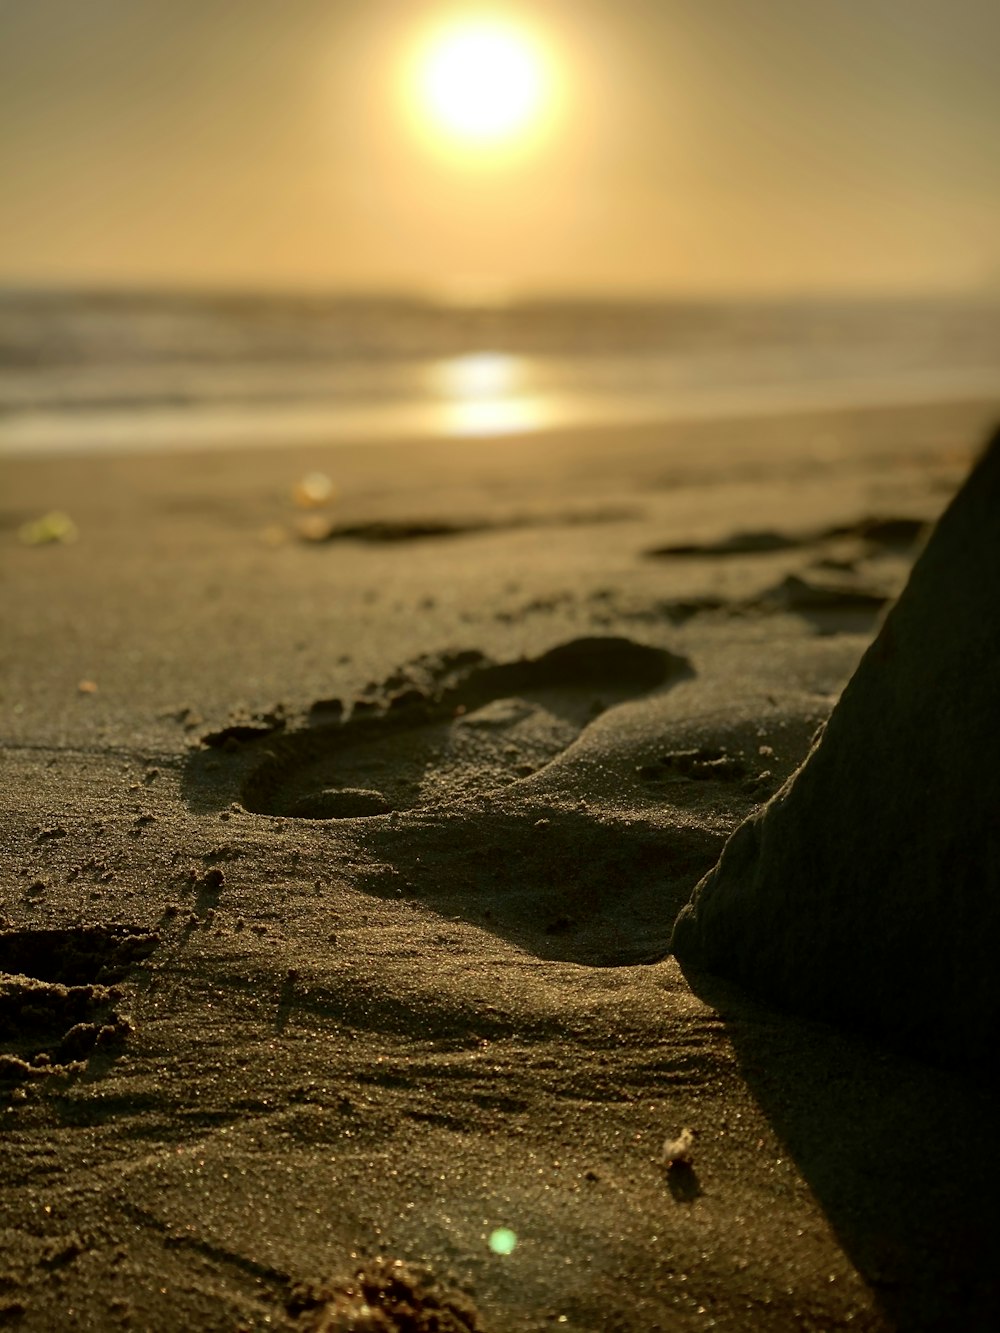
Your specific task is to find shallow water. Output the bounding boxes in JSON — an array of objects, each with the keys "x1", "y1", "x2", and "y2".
[{"x1": 3, "y1": 288, "x2": 1000, "y2": 456}]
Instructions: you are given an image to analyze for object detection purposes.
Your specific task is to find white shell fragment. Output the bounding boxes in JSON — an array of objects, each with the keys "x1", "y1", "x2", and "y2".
[{"x1": 661, "y1": 1127, "x2": 695, "y2": 1167}]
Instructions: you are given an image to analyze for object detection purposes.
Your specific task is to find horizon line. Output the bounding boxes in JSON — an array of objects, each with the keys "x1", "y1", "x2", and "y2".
[{"x1": 2, "y1": 276, "x2": 998, "y2": 308}]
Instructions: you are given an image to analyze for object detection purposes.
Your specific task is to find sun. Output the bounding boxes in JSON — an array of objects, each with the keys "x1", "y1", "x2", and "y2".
[{"x1": 408, "y1": 14, "x2": 555, "y2": 153}]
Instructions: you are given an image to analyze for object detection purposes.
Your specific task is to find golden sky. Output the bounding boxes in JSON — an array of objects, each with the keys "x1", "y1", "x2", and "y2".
[{"x1": 1, "y1": 0, "x2": 998, "y2": 296}]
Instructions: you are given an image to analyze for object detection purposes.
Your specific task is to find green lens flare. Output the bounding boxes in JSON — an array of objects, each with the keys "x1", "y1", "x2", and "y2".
[{"x1": 488, "y1": 1227, "x2": 517, "y2": 1255}]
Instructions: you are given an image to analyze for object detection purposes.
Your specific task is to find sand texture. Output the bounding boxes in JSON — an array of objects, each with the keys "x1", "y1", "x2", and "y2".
[{"x1": 2, "y1": 401, "x2": 999, "y2": 1330}]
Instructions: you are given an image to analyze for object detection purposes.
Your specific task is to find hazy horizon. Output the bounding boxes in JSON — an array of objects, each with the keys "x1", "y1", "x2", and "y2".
[{"x1": 5, "y1": 278, "x2": 1000, "y2": 308}]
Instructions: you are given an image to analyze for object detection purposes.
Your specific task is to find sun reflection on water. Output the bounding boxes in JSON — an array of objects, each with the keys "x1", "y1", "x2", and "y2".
[{"x1": 430, "y1": 351, "x2": 553, "y2": 436}]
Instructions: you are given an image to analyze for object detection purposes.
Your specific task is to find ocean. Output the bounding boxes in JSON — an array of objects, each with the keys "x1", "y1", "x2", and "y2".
[{"x1": 2, "y1": 288, "x2": 1000, "y2": 457}]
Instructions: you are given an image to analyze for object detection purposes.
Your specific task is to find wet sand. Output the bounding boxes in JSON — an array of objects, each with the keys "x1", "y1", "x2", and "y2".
[{"x1": 2, "y1": 400, "x2": 999, "y2": 1331}]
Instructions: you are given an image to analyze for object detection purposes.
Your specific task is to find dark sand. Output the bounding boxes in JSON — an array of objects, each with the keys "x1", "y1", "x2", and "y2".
[{"x1": 2, "y1": 400, "x2": 999, "y2": 1330}]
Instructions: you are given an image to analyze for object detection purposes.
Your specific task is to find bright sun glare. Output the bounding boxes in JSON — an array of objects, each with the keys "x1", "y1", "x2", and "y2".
[{"x1": 411, "y1": 15, "x2": 552, "y2": 151}]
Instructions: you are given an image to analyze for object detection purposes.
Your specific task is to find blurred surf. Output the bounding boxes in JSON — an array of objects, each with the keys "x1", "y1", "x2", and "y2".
[{"x1": 2, "y1": 289, "x2": 1000, "y2": 456}]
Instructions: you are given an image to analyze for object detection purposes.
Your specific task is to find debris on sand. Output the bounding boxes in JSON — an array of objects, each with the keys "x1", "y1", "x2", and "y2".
[
  {"x1": 287, "y1": 1258, "x2": 485, "y2": 1332},
  {"x1": 662, "y1": 1127, "x2": 696, "y2": 1168},
  {"x1": 18, "y1": 511, "x2": 78, "y2": 546},
  {"x1": 293, "y1": 471, "x2": 337, "y2": 509}
]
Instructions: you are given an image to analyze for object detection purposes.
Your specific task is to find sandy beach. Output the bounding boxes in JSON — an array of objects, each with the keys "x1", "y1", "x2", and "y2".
[{"x1": 3, "y1": 397, "x2": 1000, "y2": 1331}]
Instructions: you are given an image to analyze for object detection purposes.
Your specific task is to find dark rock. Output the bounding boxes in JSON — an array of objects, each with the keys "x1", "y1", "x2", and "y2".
[{"x1": 672, "y1": 427, "x2": 1000, "y2": 1080}]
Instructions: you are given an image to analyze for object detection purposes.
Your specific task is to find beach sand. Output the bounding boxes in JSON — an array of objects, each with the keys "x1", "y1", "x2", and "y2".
[{"x1": 2, "y1": 399, "x2": 999, "y2": 1331}]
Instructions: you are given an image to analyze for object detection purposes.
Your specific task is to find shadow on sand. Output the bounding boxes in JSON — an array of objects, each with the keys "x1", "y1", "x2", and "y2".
[{"x1": 679, "y1": 962, "x2": 1000, "y2": 1330}]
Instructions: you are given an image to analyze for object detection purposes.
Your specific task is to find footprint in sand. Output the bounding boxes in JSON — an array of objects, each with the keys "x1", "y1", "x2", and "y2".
[
  {"x1": 0, "y1": 925, "x2": 158, "y2": 1086},
  {"x1": 238, "y1": 637, "x2": 689, "y2": 821},
  {"x1": 186, "y1": 637, "x2": 715, "y2": 965}
]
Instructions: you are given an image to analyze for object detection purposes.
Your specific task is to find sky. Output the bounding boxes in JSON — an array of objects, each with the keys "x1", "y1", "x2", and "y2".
[{"x1": 1, "y1": 0, "x2": 999, "y2": 297}]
